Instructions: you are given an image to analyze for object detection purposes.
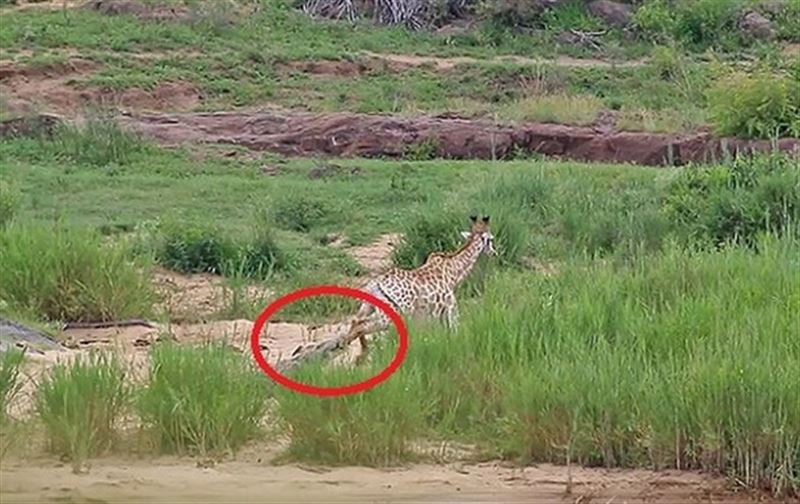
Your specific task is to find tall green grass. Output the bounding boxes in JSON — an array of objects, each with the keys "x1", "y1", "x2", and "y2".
[
  {"x1": 276, "y1": 233, "x2": 800, "y2": 496},
  {"x1": 0, "y1": 222, "x2": 154, "y2": 322},
  {"x1": 45, "y1": 113, "x2": 151, "y2": 167},
  {"x1": 0, "y1": 348, "x2": 25, "y2": 425},
  {"x1": 0, "y1": 179, "x2": 19, "y2": 229},
  {"x1": 136, "y1": 342, "x2": 269, "y2": 455},
  {"x1": 35, "y1": 351, "x2": 130, "y2": 472}
]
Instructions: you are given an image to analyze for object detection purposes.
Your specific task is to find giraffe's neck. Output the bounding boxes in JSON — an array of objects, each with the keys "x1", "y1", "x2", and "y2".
[{"x1": 438, "y1": 234, "x2": 483, "y2": 290}]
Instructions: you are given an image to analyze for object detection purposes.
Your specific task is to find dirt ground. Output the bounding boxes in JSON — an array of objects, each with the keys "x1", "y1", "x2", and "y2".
[{"x1": 1, "y1": 456, "x2": 783, "y2": 504}]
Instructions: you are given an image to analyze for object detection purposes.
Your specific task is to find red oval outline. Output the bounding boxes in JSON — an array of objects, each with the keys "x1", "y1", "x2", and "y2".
[{"x1": 250, "y1": 285, "x2": 408, "y2": 397}]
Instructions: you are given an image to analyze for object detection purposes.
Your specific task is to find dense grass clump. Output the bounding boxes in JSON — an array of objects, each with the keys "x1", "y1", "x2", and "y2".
[
  {"x1": 45, "y1": 113, "x2": 151, "y2": 167},
  {"x1": 664, "y1": 152, "x2": 800, "y2": 247},
  {"x1": 272, "y1": 193, "x2": 332, "y2": 233},
  {"x1": 278, "y1": 233, "x2": 800, "y2": 496},
  {"x1": 154, "y1": 221, "x2": 236, "y2": 275},
  {"x1": 0, "y1": 223, "x2": 154, "y2": 323},
  {"x1": 136, "y1": 342, "x2": 269, "y2": 455},
  {"x1": 150, "y1": 219, "x2": 291, "y2": 279},
  {"x1": 707, "y1": 70, "x2": 800, "y2": 139},
  {"x1": 35, "y1": 351, "x2": 130, "y2": 472},
  {"x1": 0, "y1": 179, "x2": 19, "y2": 229},
  {"x1": 0, "y1": 348, "x2": 25, "y2": 425},
  {"x1": 392, "y1": 210, "x2": 465, "y2": 268}
]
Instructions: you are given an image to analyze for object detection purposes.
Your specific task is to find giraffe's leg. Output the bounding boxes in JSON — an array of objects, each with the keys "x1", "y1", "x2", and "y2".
[
  {"x1": 350, "y1": 302, "x2": 375, "y2": 352},
  {"x1": 352, "y1": 311, "x2": 391, "y2": 365},
  {"x1": 443, "y1": 294, "x2": 459, "y2": 330}
]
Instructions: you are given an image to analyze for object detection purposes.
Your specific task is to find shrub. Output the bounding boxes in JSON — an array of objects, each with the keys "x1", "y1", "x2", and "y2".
[
  {"x1": 671, "y1": 0, "x2": 741, "y2": 50},
  {"x1": 35, "y1": 351, "x2": 129, "y2": 471},
  {"x1": 272, "y1": 193, "x2": 331, "y2": 233},
  {"x1": 233, "y1": 225, "x2": 292, "y2": 278},
  {"x1": 0, "y1": 223, "x2": 154, "y2": 323},
  {"x1": 775, "y1": 3, "x2": 800, "y2": 42},
  {"x1": 663, "y1": 152, "x2": 800, "y2": 248},
  {"x1": 631, "y1": 0, "x2": 678, "y2": 43},
  {"x1": 137, "y1": 342, "x2": 269, "y2": 455},
  {"x1": 0, "y1": 179, "x2": 20, "y2": 229},
  {"x1": 0, "y1": 348, "x2": 25, "y2": 425},
  {"x1": 155, "y1": 221, "x2": 236, "y2": 275},
  {"x1": 391, "y1": 210, "x2": 464, "y2": 268},
  {"x1": 539, "y1": 0, "x2": 604, "y2": 33},
  {"x1": 707, "y1": 70, "x2": 800, "y2": 139},
  {"x1": 152, "y1": 217, "x2": 291, "y2": 279}
]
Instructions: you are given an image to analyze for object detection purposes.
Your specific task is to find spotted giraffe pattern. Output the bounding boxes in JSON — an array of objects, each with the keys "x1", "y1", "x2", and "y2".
[{"x1": 346, "y1": 215, "x2": 497, "y2": 354}]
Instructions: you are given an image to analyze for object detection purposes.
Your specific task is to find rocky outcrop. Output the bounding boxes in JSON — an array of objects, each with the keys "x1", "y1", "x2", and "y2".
[
  {"x1": 115, "y1": 111, "x2": 800, "y2": 167},
  {"x1": 587, "y1": 0, "x2": 632, "y2": 28},
  {"x1": 738, "y1": 11, "x2": 775, "y2": 40}
]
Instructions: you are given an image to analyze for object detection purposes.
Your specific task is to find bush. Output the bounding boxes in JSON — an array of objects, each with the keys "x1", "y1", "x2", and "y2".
[
  {"x1": 272, "y1": 193, "x2": 331, "y2": 233},
  {"x1": 707, "y1": 70, "x2": 800, "y2": 139},
  {"x1": 0, "y1": 179, "x2": 19, "y2": 229},
  {"x1": 0, "y1": 348, "x2": 25, "y2": 425},
  {"x1": 391, "y1": 210, "x2": 465, "y2": 269},
  {"x1": 234, "y1": 225, "x2": 292, "y2": 278},
  {"x1": 671, "y1": 0, "x2": 741, "y2": 50},
  {"x1": 152, "y1": 218, "x2": 291, "y2": 279},
  {"x1": 155, "y1": 222, "x2": 236, "y2": 275},
  {"x1": 663, "y1": 152, "x2": 800, "y2": 248},
  {"x1": 631, "y1": 0, "x2": 678, "y2": 43},
  {"x1": 774, "y1": 3, "x2": 800, "y2": 42},
  {"x1": 35, "y1": 351, "x2": 129, "y2": 471},
  {"x1": 137, "y1": 342, "x2": 269, "y2": 455},
  {"x1": 0, "y1": 223, "x2": 154, "y2": 323}
]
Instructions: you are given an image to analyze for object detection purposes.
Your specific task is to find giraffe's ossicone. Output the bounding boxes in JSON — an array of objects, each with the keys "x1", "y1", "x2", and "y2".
[{"x1": 345, "y1": 215, "x2": 497, "y2": 358}]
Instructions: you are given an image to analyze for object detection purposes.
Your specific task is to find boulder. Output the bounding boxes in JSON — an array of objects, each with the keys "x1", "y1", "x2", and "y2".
[
  {"x1": 738, "y1": 11, "x2": 775, "y2": 40},
  {"x1": 587, "y1": 0, "x2": 632, "y2": 28}
]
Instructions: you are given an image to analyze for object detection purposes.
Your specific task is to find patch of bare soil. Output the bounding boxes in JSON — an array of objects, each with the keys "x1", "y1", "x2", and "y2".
[
  {"x1": 346, "y1": 233, "x2": 403, "y2": 275},
  {"x1": 0, "y1": 457, "x2": 782, "y2": 504},
  {"x1": 0, "y1": 58, "x2": 201, "y2": 116},
  {"x1": 151, "y1": 267, "x2": 240, "y2": 320},
  {"x1": 118, "y1": 110, "x2": 800, "y2": 167}
]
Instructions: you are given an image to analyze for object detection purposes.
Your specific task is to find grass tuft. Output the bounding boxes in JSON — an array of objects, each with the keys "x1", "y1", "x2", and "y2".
[
  {"x1": 0, "y1": 222, "x2": 155, "y2": 323},
  {"x1": 136, "y1": 342, "x2": 269, "y2": 456},
  {"x1": 0, "y1": 348, "x2": 26, "y2": 425},
  {"x1": 35, "y1": 351, "x2": 130, "y2": 472}
]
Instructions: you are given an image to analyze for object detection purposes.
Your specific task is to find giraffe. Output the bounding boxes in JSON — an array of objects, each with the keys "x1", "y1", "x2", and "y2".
[{"x1": 344, "y1": 214, "x2": 497, "y2": 358}]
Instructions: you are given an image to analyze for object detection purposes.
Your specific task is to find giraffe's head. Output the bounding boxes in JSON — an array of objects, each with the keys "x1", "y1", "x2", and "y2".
[{"x1": 461, "y1": 215, "x2": 497, "y2": 257}]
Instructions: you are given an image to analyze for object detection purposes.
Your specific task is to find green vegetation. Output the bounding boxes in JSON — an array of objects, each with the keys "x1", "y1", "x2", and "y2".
[
  {"x1": 278, "y1": 233, "x2": 800, "y2": 494},
  {"x1": 0, "y1": 348, "x2": 25, "y2": 425},
  {"x1": 1, "y1": 0, "x2": 798, "y2": 136},
  {"x1": 45, "y1": 112, "x2": 152, "y2": 167},
  {"x1": 664, "y1": 152, "x2": 800, "y2": 247},
  {"x1": 136, "y1": 342, "x2": 269, "y2": 455},
  {"x1": 35, "y1": 351, "x2": 130, "y2": 472},
  {"x1": 0, "y1": 179, "x2": 19, "y2": 229},
  {"x1": 0, "y1": 222, "x2": 155, "y2": 323},
  {"x1": 1, "y1": 0, "x2": 799, "y2": 498},
  {"x1": 708, "y1": 69, "x2": 800, "y2": 138}
]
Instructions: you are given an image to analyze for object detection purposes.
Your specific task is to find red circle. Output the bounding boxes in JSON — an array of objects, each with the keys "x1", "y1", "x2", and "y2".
[{"x1": 249, "y1": 285, "x2": 408, "y2": 397}]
